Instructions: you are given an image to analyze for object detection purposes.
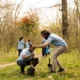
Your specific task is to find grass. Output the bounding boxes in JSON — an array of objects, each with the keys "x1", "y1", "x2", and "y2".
[
  {"x1": 0, "y1": 51, "x2": 17, "y2": 64},
  {"x1": 0, "y1": 49, "x2": 80, "y2": 80},
  {"x1": 0, "y1": 48, "x2": 41, "y2": 64}
]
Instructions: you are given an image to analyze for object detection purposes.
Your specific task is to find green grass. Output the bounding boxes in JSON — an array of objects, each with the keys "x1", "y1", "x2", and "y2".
[
  {"x1": 0, "y1": 51, "x2": 17, "y2": 64},
  {"x1": 0, "y1": 48, "x2": 41, "y2": 64},
  {"x1": 35, "y1": 48, "x2": 42, "y2": 55},
  {"x1": 0, "y1": 49, "x2": 80, "y2": 80}
]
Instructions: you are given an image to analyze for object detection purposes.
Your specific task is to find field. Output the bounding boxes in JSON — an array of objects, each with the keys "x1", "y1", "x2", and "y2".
[{"x1": 0, "y1": 49, "x2": 80, "y2": 80}]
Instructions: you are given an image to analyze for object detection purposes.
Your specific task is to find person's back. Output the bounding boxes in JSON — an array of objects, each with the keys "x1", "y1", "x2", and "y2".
[
  {"x1": 46, "y1": 33, "x2": 67, "y2": 46},
  {"x1": 18, "y1": 40, "x2": 24, "y2": 50}
]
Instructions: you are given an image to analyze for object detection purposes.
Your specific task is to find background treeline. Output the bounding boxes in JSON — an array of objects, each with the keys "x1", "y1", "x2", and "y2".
[{"x1": 0, "y1": 0, "x2": 80, "y2": 53}]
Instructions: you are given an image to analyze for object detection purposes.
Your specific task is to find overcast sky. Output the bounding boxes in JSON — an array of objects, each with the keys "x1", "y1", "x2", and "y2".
[
  {"x1": 14, "y1": 0, "x2": 75, "y2": 24},
  {"x1": 1, "y1": 0, "x2": 75, "y2": 25}
]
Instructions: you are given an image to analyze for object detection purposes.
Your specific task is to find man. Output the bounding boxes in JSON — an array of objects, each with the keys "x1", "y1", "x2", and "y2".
[
  {"x1": 33, "y1": 30, "x2": 67, "y2": 73},
  {"x1": 26, "y1": 39, "x2": 32, "y2": 48},
  {"x1": 17, "y1": 45, "x2": 35, "y2": 74}
]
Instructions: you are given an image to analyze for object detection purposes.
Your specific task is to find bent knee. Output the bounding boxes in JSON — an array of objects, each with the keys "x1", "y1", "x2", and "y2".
[{"x1": 52, "y1": 55, "x2": 57, "y2": 59}]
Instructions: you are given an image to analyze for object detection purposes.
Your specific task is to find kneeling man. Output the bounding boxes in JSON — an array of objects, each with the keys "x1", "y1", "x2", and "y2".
[{"x1": 17, "y1": 45, "x2": 35, "y2": 74}]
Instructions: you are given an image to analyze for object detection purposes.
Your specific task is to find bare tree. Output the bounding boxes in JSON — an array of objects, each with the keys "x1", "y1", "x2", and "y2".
[
  {"x1": 14, "y1": 0, "x2": 24, "y2": 21},
  {"x1": 62, "y1": 0, "x2": 68, "y2": 39},
  {"x1": 74, "y1": 0, "x2": 80, "y2": 55}
]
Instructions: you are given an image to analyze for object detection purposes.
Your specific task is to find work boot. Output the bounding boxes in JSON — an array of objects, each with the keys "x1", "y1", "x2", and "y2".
[
  {"x1": 21, "y1": 67, "x2": 25, "y2": 74},
  {"x1": 58, "y1": 68, "x2": 64, "y2": 72},
  {"x1": 50, "y1": 70, "x2": 56, "y2": 73},
  {"x1": 20, "y1": 71, "x2": 25, "y2": 74}
]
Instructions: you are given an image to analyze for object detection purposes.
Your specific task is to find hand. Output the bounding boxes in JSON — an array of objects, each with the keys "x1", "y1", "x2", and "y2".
[
  {"x1": 31, "y1": 53, "x2": 34, "y2": 56},
  {"x1": 32, "y1": 44, "x2": 36, "y2": 48}
]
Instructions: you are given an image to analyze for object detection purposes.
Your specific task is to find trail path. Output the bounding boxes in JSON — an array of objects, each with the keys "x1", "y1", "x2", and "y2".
[{"x1": 0, "y1": 54, "x2": 42, "y2": 69}]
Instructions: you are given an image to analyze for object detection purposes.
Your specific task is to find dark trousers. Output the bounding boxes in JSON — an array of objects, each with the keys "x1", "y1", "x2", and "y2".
[
  {"x1": 17, "y1": 60, "x2": 31, "y2": 73},
  {"x1": 17, "y1": 58, "x2": 39, "y2": 73},
  {"x1": 42, "y1": 48, "x2": 47, "y2": 56},
  {"x1": 18, "y1": 50, "x2": 22, "y2": 57}
]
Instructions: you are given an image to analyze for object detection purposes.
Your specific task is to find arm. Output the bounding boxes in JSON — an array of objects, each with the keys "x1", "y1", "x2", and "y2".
[
  {"x1": 33, "y1": 41, "x2": 50, "y2": 48},
  {"x1": 22, "y1": 52, "x2": 34, "y2": 60}
]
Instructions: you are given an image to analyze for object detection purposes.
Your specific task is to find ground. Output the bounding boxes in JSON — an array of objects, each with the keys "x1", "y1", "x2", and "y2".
[{"x1": 0, "y1": 49, "x2": 80, "y2": 80}]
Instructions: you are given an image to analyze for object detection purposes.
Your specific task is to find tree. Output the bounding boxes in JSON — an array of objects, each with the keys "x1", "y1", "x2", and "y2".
[
  {"x1": 74, "y1": 0, "x2": 80, "y2": 55},
  {"x1": 62, "y1": 0, "x2": 68, "y2": 39},
  {"x1": 0, "y1": 0, "x2": 22, "y2": 52},
  {"x1": 17, "y1": 8, "x2": 40, "y2": 43}
]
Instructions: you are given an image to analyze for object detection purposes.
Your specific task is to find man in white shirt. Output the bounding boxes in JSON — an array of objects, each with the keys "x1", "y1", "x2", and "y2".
[{"x1": 17, "y1": 45, "x2": 35, "y2": 74}]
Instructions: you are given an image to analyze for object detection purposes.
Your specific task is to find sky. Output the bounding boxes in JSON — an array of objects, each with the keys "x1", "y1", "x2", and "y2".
[
  {"x1": 1, "y1": 0, "x2": 75, "y2": 25},
  {"x1": 14, "y1": 0, "x2": 75, "y2": 25},
  {"x1": 14, "y1": 0, "x2": 62, "y2": 23}
]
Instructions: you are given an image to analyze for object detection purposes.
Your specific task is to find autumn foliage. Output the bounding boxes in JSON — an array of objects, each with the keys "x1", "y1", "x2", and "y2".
[{"x1": 16, "y1": 9, "x2": 39, "y2": 35}]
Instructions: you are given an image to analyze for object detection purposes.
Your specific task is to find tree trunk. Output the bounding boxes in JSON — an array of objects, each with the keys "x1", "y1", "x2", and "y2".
[
  {"x1": 74, "y1": 0, "x2": 80, "y2": 56},
  {"x1": 62, "y1": 0, "x2": 68, "y2": 39}
]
